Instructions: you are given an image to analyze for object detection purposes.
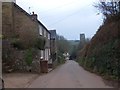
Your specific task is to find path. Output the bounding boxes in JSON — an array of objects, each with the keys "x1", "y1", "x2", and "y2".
[
  {"x1": 3, "y1": 73, "x2": 39, "y2": 88},
  {"x1": 28, "y1": 60, "x2": 112, "y2": 88}
]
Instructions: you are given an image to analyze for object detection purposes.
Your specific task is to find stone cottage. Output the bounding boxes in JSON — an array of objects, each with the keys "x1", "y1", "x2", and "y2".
[
  {"x1": 37, "y1": 20, "x2": 51, "y2": 73},
  {"x1": 2, "y1": 1, "x2": 51, "y2": 73},
  {"x1": 49, "y1": 30, "x2": 57, "y2": 68}
]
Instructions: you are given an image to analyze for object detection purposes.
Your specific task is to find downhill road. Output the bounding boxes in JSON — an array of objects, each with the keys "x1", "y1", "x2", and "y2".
[{"x1": 28, "y1": 60, "x2": 112, "y2": 88}]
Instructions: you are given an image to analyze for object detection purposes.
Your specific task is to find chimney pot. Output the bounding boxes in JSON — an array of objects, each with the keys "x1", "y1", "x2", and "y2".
[
  {"x1": 31, "y1": 12, "x2": 37, "y2": 20},
  {"x1": 32, "y1": 12, "x2": 34, "y2": 15}
]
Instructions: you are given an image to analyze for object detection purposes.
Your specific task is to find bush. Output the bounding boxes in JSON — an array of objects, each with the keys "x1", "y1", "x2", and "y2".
[
  {"x1": 35, "y1": 38, "x2": 46, "y2": 50},
  {"x1": 25, "y1": 49, "x2": 33, "y2": 66},
  {"x1": 11, "y1": 39, "x2": 24, "y2": 49},
  {"x1": 57, "y1": 56, "x2": 65, "y2": 65},
  {"x1": 77, "y1": 14, "x2": 120, "y2": 81},
  {"x1": 78, "y1": 39, "x2": 119, "y2": 80}
]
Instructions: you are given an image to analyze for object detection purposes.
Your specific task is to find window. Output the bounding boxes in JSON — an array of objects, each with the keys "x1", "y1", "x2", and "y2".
[
  {"x1": 48, "y1": 49, "x2": 50, "y2": 55},
  {"x1": 44, "y1": 29, "x2": 46, "y2": 37},
  {"x1": 39, "y1": 25, "x2": 42, "y2": 35},
  {"x1": 45, "y1": 49, "x2": 49, "y2": 60},
  {"x1": 48, "y1": 34, "x2": 50, "y2": 39},
  {"x1": 41, "y1": 50, "x2": 44, "y2": 58}
]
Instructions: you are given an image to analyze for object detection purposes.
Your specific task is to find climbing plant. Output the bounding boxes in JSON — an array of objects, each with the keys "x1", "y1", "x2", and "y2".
[
  {"x1": 35, "y1": 38, "x2": 46, "y2": 50},
  {"x1": 11, "y1": 38, "x2": 24, "y2": 49},
  {"x1": 25, "y1": 49, "x2": 33, "y2": 66}
]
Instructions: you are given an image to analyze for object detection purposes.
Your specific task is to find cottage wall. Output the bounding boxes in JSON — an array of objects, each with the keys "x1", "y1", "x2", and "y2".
[
  {"x1": 2, "y1": 2, "x2": 41, "y2": 73},
  {"x1": 13, "y1": 4, "x2": 39, "y2": 48},
  {"x1": 2, "y1": 2, "x2": 51, "y2": 73},
  {"x1": 2, "y1": 2, "x2": 14, "y2": 38},
  {"x1": 49, "y1": 30, "x2": 57, "y2": 67}
]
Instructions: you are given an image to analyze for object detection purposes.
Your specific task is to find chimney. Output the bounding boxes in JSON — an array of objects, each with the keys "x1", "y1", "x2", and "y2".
[
  {"x1": 1, "y1": 0, "x2": 16, "y2": 3},
  {"x1": 31, "y1": 12, "x2": 38, "y2": 21},
  {"x1": 13, "y1": 0, "x2": 16, "y2": 3}
]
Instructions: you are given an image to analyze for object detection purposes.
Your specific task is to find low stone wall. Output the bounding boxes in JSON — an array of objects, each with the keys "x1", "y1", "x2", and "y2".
[
  {"x1": 14, "y1": 50, "x2": 41, "y2": 73},
  {"x1": 2, "y1": 47, "x2": 41, "y2": 73},
  {"x1": 52, "y1": 60, "x2": 58, "y2": 69}
]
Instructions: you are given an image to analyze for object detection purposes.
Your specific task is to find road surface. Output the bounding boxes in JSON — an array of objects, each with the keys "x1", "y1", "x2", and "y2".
[{"x1": 28, "y1": 60, "x2": 112, "y2": 88}]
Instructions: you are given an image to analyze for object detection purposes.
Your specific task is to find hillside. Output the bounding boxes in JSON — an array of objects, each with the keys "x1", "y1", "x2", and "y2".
[
  {"x1": 77, "y1": 15, "x2": 120, "y2": 83},
  {"x1": 68, "y1": 40, "x2": 79, "y2": 58},
  {"x1": 68, "y1": 40, "x2": 79, "y2": 45}
]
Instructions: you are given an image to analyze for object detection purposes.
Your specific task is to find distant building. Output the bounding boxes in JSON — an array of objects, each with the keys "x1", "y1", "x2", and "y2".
[
  {"x1": 49, "y1": 30, "x2": 57, "y2": 67},
  {"x1": 80, "y1": 33, "x2": 85, "y2": 43},
  {"x1": 78, "y1": 33, "x2": 86, "y2": 50},
  {"x1": 63, "y1": 52, "x2": 69, "y2": 60}
]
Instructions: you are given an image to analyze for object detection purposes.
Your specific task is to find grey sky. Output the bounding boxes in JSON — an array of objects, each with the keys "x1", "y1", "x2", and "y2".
[{"x1": 16, "y1": 0, "x2": 103, "y2": 40}]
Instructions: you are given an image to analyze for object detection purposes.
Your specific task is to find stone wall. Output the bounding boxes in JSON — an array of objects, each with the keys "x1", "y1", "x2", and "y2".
[
  {"x1": 13, "y1": 4, "x2": 39, "y2": 48},
  {"x1": 2, "y1": 2, "x2": 14, "y2": 38},
  {"x1": 14, "y1": 50, "x2": 41, "y2": 73},
  {"x1": 2, "y1": 2, "x2": 42, "y2": 73}
]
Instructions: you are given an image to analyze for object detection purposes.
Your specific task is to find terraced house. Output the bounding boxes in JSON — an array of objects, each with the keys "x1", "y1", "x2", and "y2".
[
  {"x1": 2, "y1": 1, "x2": 51, "y2": 73},
  {"x1": 49, "y1": 30, "x2": 57, "y2": 68}
]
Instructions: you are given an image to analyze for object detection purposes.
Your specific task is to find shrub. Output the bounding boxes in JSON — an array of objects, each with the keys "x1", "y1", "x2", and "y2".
[
  {"x1": 25, "y1": 49, "x2": 33, "y2": 66},
  {"x1": 77, "y1": 14, "x2": 120, "y2": 81},
  {"x1": 35, "y1": 38, "x2": 46, "y2": 50},
  {"x1": 11, "y1": 39, "x2": 24, "y2": 49},
  {"x1": 57, "y1": 56, "x2": 65, "y2": 65}
]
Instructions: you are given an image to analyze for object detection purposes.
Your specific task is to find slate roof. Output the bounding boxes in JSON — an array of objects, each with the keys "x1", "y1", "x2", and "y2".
[{"x1": 13, "y1": 2, "x2": 50, "y2": 33}]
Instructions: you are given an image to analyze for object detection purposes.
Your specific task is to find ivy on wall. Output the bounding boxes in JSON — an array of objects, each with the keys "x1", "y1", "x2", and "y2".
[
  {"x1": 11, "y1": 38, "x2": 24, "y2": 49},
  {"x1": 35, "y1": 38, "x2": 46, "y2": 50},
  {"x1": 25, "y1": 49, "x2": 33, "y2": 66},
  {"x1": 10, "y1": 37, "x2": 46, "y2": 50}
]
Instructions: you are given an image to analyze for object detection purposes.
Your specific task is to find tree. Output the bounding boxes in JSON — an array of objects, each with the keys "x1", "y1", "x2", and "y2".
[
  {"x1": 70, "y1": 45, "x2": 78, "y2": 60},
  {"x1": 95, "y1": 0, "x2": 120, "y2": 18},
  {"x1": 56, "y1": 34, "x2": 71, "y2": 63},
  {"x1": 56, "y1": 35, "x2": 71, "y2": 54},
  {"x1": 77, "y1": 38, "x2": 90, "y2": 51}
]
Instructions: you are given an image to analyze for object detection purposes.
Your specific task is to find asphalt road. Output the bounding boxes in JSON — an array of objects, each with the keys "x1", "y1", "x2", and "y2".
[{"x1": 28, "y1": 60, "x2": 112, "y2": 88}]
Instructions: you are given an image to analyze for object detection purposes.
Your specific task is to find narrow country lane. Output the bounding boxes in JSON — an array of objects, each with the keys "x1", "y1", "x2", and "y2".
[{"x1": 28, "y1": 60, "x2": 112, "y2": 88}]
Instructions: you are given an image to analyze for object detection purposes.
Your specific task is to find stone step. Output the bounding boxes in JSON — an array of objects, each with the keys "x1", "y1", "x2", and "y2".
[
  {"x1": 2, "y1": 62, "x2": 7, "y2": 66},
  {"x1": 48, "y1": 63, "x2": 53, "y2": 68},
  {"x1": 3, "y1": 65, "x2": 14, "y2": 73},
  {"x1": 4, "y1": 66, "x2": 10, "y2": 69},
  {"x1": 7, "y1": 69, "x2": 14, "y2": 73},
  {"x1": 48, "y1": 68, "x2": 53, "y2": 72}
]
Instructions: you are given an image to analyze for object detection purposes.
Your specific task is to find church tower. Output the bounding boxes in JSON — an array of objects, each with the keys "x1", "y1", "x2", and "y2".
[{"x1": 80, "y1": 33, "x2": 85, "y2": 43}]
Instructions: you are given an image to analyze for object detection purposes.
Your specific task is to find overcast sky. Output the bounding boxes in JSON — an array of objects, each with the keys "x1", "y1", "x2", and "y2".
[{"x1": 16, "y1": 0, "x2": 103, "y2": 40}]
